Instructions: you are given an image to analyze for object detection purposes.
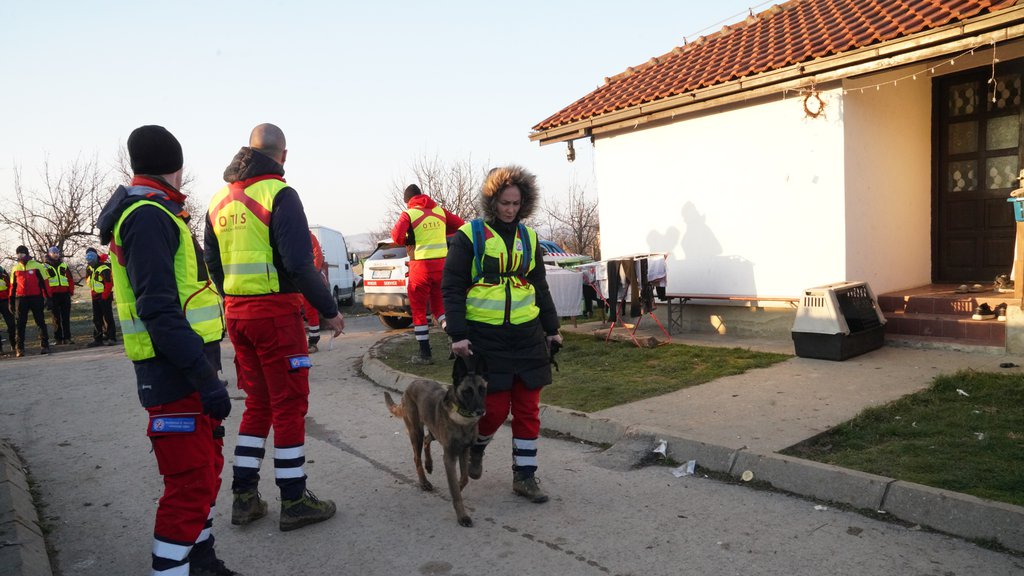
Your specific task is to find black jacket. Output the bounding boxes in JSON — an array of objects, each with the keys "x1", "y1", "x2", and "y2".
[
  {"x1": 204, "y1": 147, "x2": 338, "y2": 319},
  {"x1": 96, "y1": 181, "x2": 222, "y2": 408},
  {"x1": 442, "y1": 219, "x2": 559, "y2": 391}
]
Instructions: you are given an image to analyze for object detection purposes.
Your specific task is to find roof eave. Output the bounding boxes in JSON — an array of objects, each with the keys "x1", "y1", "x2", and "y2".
[{"x1": 530, "y1": 5, "x2": 1024, "y2": 146}]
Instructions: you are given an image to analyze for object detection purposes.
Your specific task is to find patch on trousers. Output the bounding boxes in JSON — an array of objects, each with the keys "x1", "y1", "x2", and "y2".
[
  {"x1": 149, "y1": 416, "x2": 196, "y2": 434},
  {"x1": 287, "y1": 355, "x2": 312, "y2": 370}
]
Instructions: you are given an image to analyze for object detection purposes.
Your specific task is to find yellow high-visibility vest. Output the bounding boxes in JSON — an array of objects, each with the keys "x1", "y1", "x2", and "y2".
[
  {"x1": 406, "y1": 206, "x2": 448, "y2": 260},
  {"x1": 91, "y1": 264, "x2": 111, "y2": 296},
  {"x1": 111, "y1": 200, "x2": 224, "y2": 361},
  {"x1": 460, "y1": 220, "x2": 539, "y2": 326},
  {"x1": 207, "y1": 178, "x2": 289, "y2": 295},
  {"x1": 46, "y1": 262, "x2": 70, "y2": 288}
]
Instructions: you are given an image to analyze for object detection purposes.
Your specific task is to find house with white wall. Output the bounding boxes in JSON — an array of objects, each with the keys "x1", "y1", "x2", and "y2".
[{"x1": 530, "y1": 0, "x2": 1024, "y2": 351}]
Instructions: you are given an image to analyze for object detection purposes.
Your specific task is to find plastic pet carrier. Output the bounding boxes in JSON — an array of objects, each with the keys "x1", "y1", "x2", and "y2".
[{"x1": 791, "y1": 281, "x2": 887, "y2": 361}]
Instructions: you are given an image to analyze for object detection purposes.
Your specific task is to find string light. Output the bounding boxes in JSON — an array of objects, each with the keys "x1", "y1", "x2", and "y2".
[{"x1": 787, "y1": 39, "x2": 1000, "y2": 99}]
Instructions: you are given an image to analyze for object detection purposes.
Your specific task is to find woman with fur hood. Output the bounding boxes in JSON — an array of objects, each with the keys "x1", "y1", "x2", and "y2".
[{"x1": 442, "y1": 165, "x2": 563, "y2": 503}]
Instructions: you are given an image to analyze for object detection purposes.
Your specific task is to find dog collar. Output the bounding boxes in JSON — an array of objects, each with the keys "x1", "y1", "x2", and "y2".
[{"x1": 450, "y1": 403, "x2": 479, "y2": 421}]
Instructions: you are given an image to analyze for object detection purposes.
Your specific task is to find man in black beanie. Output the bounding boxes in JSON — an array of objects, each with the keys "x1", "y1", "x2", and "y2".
[
  {"x1": 9, "y1": 244, "x2": 51, "y2": 357},
  {"x1": 95, "y1": 125, "x2": 239, "y2": 575}
]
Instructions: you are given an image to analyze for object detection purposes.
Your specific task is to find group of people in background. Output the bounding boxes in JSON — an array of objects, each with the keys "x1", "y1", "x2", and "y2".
[{"x1": 0, "y1": 243, "x2": 116, "y2": 357}]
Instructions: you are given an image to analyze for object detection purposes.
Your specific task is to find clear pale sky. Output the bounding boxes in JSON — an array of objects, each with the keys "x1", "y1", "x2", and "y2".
[{"x1": 2, "y1": 1, "x2": 763, "y2": 243}]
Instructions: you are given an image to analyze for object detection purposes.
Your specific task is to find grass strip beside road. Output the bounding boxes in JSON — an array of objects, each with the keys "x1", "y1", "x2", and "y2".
[
  {"x1": 782, "y1": 370, "x2": 1024, "y2": 507},
  {"x1": 375, "y1": 330, "x2": 790, "y2": 413}
]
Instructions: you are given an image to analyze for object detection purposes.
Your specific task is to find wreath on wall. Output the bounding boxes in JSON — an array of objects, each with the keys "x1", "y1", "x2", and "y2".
[{"x1": 803, "y1": 91, "x2": 826, "y2": 119}]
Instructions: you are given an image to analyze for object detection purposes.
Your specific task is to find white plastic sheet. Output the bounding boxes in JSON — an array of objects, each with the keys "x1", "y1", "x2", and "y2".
[{"x1": 545, "y1": 265, "x2": 583, "y2": 317}]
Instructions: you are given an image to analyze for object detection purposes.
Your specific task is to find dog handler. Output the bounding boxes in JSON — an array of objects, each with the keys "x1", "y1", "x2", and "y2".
[
  {"x1": 442, "y1": 165, "x2": 562, "y2": 503},
  {"x1": 205, "y1": 123, "x2": 345, "y2": 532},
  {"x1": 97, "y1": 125, "x2": 237, "y2": 575}
]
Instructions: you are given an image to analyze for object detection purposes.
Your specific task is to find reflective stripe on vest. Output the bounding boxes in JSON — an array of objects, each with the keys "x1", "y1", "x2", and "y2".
[
  {"x1": 112, "y1": 200, "x2": 225, "y2": 362},
  {"x1": 459, "y1": 221, "x2": 539, "y2": 326},
  {"x1": 91, "y1": 264, "x2": 111, "y2": 295},
  {"x1": 407, "y1": 206, "x2": 448, "y2": 260},
  {"x1": 207, "y1": 178, "x2": 289, "y2": 295},
  {"x1": 47, "y1": 262, "x2": 70, "y2": 288}
]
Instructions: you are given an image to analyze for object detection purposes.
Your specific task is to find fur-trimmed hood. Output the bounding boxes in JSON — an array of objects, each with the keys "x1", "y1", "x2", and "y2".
[{"x1": 480, "y1": 165, "x2": 538, "y2": 222}]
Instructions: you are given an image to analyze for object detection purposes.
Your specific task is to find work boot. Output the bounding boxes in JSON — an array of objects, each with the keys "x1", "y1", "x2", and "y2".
[
  {"x1": 468, "y1": 446, "x2": 485, "y2": 480},
  {"x1": 409, "y1": 354, "x2": 434, "y2": 365},
  {"x1": 279, "y1": 489, "x2": 336, "y2": 532},
  {"x1": 308, "y1": 342, "x2": 319, "y2": 353},
  {"x1": 190, "y1": 557, "x2": 241, "y2": 576},
  {"x1": 512, "y1": 472, "x2": 549, "y2": 504},
  {"x1": 40, "y1": 347, "x2": 50, "y2": 355},
  {"x1": 231, "y1": 490, "x2": 268, "y2": 526}
]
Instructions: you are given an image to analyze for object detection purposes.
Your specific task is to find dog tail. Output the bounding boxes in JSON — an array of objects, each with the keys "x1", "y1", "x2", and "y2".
[{"x1": 384, "y1": 391, "x2": 404, "y2": 418}]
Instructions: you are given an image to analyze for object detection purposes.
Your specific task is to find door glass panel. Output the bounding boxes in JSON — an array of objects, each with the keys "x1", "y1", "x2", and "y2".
[
  {"x1": 985, "y1": 156, "x2": 1019, "y2": 190},
  {"x1": 948, "y1": 82, "x2": 979, "y2": 117},
  {"x1": 987, "y1": 73, "x2": 1022, "y2": 111},
  {"x1": 948, "y1": 160, "x2": 977, "y2": 192},
  {"x1": 986, "y1": 115, "x2": 1019, "y2": 150},
  {"x1": 949, "y1": 121, "x2": 978, "y2": 154}
]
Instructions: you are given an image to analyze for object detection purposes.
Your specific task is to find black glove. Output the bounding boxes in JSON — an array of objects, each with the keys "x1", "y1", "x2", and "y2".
[
  {"x1": 199, "y1": 378, "x2": 232, "y2": 421},
  {"x1": 549, "y1": 340, "x2": 561, "y2": 372}
]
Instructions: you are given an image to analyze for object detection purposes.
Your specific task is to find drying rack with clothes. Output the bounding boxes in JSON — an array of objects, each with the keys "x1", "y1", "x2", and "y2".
[{"x1": 576, "y1": 253, "x2": 670, "y2": 346}]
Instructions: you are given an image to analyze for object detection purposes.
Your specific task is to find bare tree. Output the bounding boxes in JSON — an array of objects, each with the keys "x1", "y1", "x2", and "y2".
[
  {"x1": 385, "y1": 154, "x2": 486, "y2": 228},
  {"x1": 542, "y1": 180, "x2": 600, "y2": 259},
  {"x1": 113, "y1": 146, "x2": 207, "y2": 238},
  {"x1": 0, "y1": 157, "x2": 110, "y2": 264}
]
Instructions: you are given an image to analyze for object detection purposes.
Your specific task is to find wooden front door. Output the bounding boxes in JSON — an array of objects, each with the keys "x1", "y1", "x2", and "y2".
[{"x1": 935, "y1": 63, "x2": 1022, "y2": 282}]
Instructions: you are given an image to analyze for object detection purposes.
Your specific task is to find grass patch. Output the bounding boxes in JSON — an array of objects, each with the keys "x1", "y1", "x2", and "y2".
[
  {"x1": 376, "y1": 330, "x2": 789, "y2": 413},
  {"x1": 782, "y1": 370, "x2": 1024, "y2": 507}
]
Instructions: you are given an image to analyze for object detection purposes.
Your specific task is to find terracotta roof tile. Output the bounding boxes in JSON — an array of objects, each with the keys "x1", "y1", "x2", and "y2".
[{"x1": 533, "y1": 0, "x2": 1020, "y2": 132}]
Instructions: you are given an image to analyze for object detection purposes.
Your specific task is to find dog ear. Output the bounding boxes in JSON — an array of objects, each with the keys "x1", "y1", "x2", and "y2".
[{"x1": 452, "y1": 355, "x2": 468, "y2": 384}]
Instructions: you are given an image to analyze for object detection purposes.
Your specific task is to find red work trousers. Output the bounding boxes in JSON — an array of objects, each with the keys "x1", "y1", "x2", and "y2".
[
  {"x1": 301, "y1": 297, "x2": 319, "y2": 327},
  {"x1": 477, "y1": 378, "x2": 542, "y2": 439},
  {"x1": 147, "y1": 393, "x2": 223, "y2": 548},
  {"x1": 228, "y1": 311, "x2": 310, "y2": 449},
  {"x1": 407, "y1": 259, "x2": 445, "y2": 326}
]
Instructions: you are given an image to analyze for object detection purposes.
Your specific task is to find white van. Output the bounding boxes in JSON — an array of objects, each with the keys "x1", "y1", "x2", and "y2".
[{"x1": 309, "y1": 225, "x2": 358, "y2": 306}]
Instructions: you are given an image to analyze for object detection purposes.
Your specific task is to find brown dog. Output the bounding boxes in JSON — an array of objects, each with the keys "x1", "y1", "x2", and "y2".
[{"x1": 385, "y1": 356, "x2": 487, "y2": 527}]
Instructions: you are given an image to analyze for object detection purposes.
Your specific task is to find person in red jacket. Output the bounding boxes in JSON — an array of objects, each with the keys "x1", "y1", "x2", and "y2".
[
  {"x1": 301, "y1": 231, "x2": 327, "y2": 352},
  {"x1": 0, "y1": 265, "x2": 16, "y2": 354},
  {"x1": 10, "y1": 245, "x2": 51, "y2": 357},
  {"x1": 391, "y1": 184, "x2": 464, "y2": 364},
  {"x1": 85, "y1": 248, "x2": 116, "y2": 347}
]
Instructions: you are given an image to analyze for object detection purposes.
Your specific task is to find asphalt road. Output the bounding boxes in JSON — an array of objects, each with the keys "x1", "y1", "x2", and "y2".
[{"x1": 1, "y1": 314, "x2": 1021, "y2": 576}]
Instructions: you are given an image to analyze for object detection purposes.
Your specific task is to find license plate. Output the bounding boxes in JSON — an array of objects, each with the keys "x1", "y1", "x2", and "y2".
[{"x1": 372, "y1": 269, "x2": 392, "y2": 279}]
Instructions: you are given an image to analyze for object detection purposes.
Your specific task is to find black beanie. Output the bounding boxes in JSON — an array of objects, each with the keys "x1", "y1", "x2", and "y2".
[
  {"x1": 403, "y1": 184, "x2": 422, "y2": 202},
  {"x1": 127, "y1": 125, "x2": 183, "y2": 175},
  {"x1": 15, "y1": 245, "x2": 28, "y2": 255}
]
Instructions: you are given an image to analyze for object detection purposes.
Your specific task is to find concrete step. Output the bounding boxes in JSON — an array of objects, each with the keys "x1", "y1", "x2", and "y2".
[
  {"x1": 878, "y1": 293, "x2": 1013, "y2": 317},
  {"x1": 883, "y1": 310, "x2": 1006, "y2": 347}
]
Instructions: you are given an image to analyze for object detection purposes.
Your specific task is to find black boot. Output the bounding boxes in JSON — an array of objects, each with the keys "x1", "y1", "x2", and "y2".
[
  {"x1": 512, "y1": 471, "x2": 549, "y2": 503},
  {"x1": 468, "y1": 446, "x2": 485, "y2": 480}
]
